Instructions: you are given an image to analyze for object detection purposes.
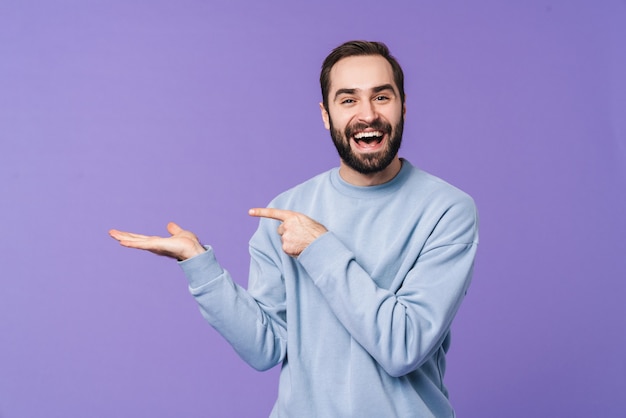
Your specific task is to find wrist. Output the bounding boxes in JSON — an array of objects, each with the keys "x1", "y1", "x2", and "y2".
[{"x1": 181, "y1": 243, "x2": 206, "y2": 261}]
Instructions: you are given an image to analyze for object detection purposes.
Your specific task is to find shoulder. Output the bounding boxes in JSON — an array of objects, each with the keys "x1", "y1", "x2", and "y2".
[
  {"x1": 410, "y1": 167, "x2": 479, "y2": 245},
  {"x1": 403, "y1": 162, "x2": 475, "y2": 210},
  {"x1": 400, "y1": 163, "x2": 478, "y2": 242},
  {"x1": 268, "y1": 169, "x2": 334, "y2": 209}
]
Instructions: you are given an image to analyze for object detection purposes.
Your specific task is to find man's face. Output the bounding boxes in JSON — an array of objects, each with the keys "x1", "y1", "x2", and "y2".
[{"x1": 321, "y1": 55, "x2": 405, "y2": 175}]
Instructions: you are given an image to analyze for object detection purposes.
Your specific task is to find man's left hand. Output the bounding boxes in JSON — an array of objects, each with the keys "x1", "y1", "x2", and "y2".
[{"x1": 249, "y1": 208, "x2": 327, "y2": 257}]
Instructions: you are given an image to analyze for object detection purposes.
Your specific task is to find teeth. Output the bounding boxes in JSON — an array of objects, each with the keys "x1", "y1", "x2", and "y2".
[{"x1": 354, "y1": 131, "x2": 383, "y2": 139}]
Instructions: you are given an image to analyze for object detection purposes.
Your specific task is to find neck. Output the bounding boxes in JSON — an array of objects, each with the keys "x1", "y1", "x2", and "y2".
[{"x1": 339, "y1": 157, "x2": 402, "y2": 187}]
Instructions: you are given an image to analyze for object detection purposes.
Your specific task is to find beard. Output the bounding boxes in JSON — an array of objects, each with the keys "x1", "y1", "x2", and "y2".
[{"x1": 329, "y1": 113, "x2": 404, "y2": 175}]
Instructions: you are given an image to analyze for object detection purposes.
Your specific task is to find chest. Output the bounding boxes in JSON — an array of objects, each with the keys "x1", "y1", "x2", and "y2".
[{"x1": 301, "y1": 194, "x2": 433, "y2": 290}]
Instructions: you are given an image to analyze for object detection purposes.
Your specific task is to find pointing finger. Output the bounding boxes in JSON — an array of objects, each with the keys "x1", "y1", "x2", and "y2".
[{"x1": 248, "y1": 207, "x2": 295, "y2": 222}]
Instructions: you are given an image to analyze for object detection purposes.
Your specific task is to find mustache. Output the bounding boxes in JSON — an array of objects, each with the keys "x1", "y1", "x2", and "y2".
[{"x1": 345, "y1": 119, "x2": 392, "y2": 138}]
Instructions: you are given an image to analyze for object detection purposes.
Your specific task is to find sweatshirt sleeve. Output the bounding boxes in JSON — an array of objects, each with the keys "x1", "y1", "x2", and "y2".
[
  {"x1": 297, "y1": 197, "x2": 478, "y2": 377},
  {"x1": 179, "y1": 244, "x2": 287, "y2": 371}
]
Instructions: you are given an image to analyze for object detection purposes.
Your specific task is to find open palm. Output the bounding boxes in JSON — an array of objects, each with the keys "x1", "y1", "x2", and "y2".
[{"x1": 109, "y1": 222, "x2": 205, "y2": 261}]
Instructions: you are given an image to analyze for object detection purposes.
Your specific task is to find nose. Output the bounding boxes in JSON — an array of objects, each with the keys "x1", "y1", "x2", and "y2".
[{"x1": 357, "y1": 100, "x2": 377, "y2": 123}]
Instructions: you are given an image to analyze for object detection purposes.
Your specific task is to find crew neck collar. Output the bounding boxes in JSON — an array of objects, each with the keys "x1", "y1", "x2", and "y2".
[{"x1": 330, "y1": 158, "x2": 412, "y2": 199}]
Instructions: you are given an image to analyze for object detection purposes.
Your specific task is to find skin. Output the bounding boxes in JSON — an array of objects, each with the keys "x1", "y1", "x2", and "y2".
[
  {"x1": 109, "y1": 54, "x2": 405, "y2": 259},
  {"x1": 321, "y1": 55, "x2": 405, "y2": 186}
]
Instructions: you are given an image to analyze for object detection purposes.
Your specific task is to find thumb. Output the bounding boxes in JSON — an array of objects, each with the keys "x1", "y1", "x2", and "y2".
[{"x1": 167, "y1": 222, "x2": 183, "y2": 236}]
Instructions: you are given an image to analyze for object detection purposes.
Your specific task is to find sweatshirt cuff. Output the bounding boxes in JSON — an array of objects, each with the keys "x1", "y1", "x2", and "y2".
[{"x1": 178, "y1": 245, "x2": 225, "y2": 290}]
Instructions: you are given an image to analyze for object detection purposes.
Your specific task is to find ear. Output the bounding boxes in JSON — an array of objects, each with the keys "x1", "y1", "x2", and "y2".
[{"x1": 319, "y1": 102, "x2": 330, "y2": 130}]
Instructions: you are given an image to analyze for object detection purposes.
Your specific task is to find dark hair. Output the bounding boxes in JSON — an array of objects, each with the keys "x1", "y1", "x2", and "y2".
[{"x1": 320, "y1": 40, "x2": 405, "y2": 111}]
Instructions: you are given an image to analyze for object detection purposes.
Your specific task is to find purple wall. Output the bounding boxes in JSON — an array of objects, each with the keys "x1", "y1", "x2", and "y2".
[{"x1": 1, "y1": 1, "x2": 624, "y2": 417}]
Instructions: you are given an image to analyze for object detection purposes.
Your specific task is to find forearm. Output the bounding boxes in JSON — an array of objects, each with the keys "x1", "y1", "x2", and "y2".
[
  {"x1": 299, "y1": 233, "x2": 477, "y2": 377},
  {"x1": 179, "y1": 247, "x2": 287, "y2": 371}
]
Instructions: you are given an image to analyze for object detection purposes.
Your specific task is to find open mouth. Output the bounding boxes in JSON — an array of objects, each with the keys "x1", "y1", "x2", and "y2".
[{"x1": 353, "y1": 130, "x2": 385, "y2": 150}]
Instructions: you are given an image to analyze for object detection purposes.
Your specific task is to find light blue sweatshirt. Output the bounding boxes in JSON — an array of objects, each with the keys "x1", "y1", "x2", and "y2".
[{"x1": 180, "y1": 160, "x2": 478, "y2": 417}]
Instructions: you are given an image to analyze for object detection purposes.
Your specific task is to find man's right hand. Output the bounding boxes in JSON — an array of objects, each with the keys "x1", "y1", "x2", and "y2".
[{"x1": 109, "y1": 222, "x2": 206, "y2": 261}]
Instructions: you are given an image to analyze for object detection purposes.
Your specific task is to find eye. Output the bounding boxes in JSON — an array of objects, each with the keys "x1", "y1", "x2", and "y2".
[
  {"x1": 374, "y1": 95, "x2": 389, "y2": 102},
  {"x1": 341, "y1": 98, "x2": 355, "y2": 104}
]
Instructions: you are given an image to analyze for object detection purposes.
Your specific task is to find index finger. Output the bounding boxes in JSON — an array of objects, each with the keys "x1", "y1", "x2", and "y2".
[{"x1": 248, "y1": 207, "x2": 295, "y2": 221}]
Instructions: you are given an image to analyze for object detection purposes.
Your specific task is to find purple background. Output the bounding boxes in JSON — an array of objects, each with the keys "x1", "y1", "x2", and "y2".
[{"x1": 1, "y1": 1, "x2": 625, "y2": 417}]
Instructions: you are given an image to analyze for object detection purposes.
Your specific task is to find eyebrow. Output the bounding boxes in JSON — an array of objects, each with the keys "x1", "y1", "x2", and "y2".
[{"x1": 333, "y1": 84, "x2": 396, "y2": 101}]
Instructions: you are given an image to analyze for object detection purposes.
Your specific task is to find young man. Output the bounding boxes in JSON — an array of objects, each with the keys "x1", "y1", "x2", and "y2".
[{"x1": 110, "y1": 41, "x2": 478, "y2": 417}]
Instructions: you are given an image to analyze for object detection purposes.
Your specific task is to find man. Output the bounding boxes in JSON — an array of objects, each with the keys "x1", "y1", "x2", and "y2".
[{"x1": 110, "y1": 41, "x2": 478, "y2": 417}]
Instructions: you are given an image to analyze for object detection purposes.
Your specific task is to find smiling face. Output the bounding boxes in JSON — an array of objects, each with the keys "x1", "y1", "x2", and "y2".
[{"x1": 321, "y1": 55, "x2": 405, "y2": 185}]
